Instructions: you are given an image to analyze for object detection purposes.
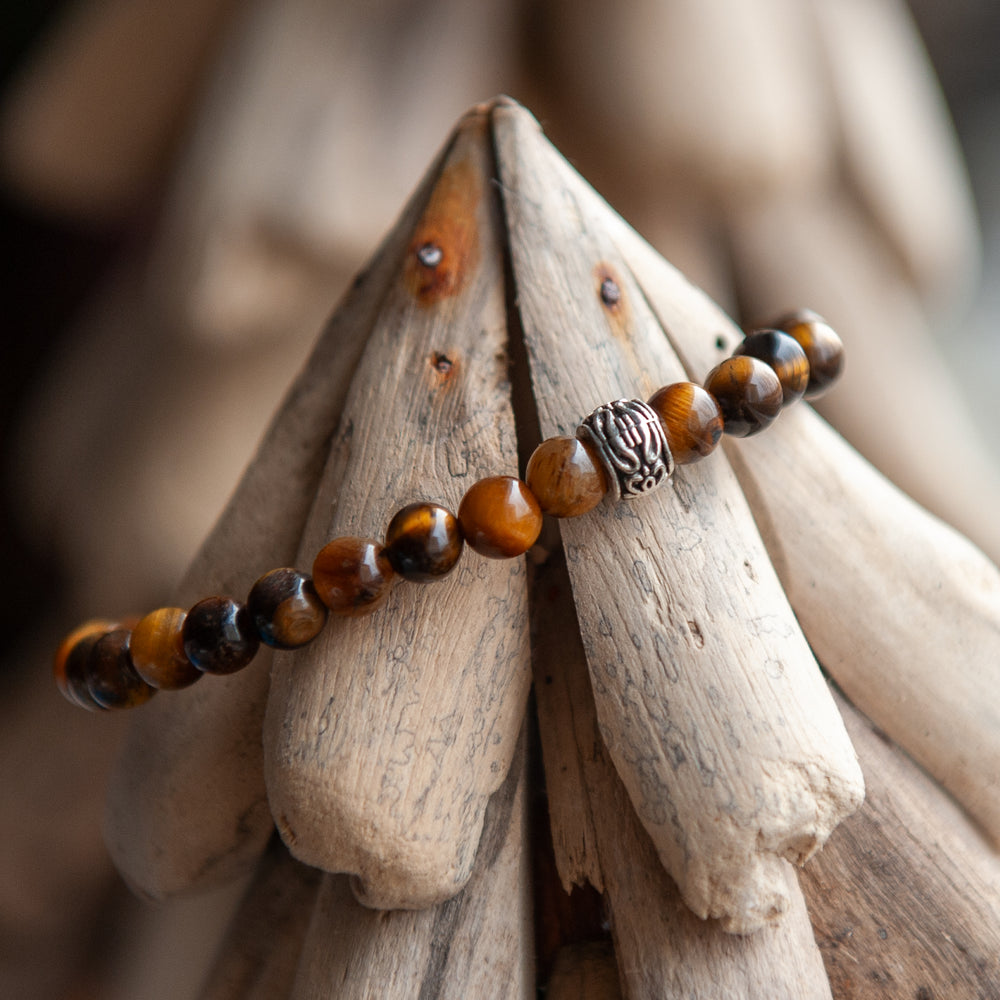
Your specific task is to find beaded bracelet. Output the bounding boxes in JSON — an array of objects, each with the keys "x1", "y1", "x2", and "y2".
[{"x1": 54, "y1": 309, "x2": 844, "y2": 712}]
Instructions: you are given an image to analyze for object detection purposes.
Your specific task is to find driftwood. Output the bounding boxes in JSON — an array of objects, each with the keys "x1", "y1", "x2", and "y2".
[
  {"x1": 803, "y1": 690, "x2": 1000, "y2": 997},
  {"x1": 532, "y1": 549, "x2": 833, "y2": 999},
  {"x1": 495, "y1": 99, "x2": 862, "y2": 933},
  {"x1": 102, "y1": 135, "x2": 452, "y2": 897},
  {"x1": 600, "y1": 193, "x2": 1000, "y2": 845},
  {"x1": 288, "y1": 737, "x2": 532, "y2": 999},
  {"x1": 264, "y1": 108, "x2": 532, "y2": 910}
]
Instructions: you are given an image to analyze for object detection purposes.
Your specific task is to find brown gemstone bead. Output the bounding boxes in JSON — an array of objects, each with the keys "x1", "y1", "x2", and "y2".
[
  {"x1": 458, "y1": 476, "x2": 543, "y2": 558},
  {"x1": 733, "y1": 330, "x2": 810, "y2": 406},
  {"x1": 54, "y1": 619, "x2": 117, "y2": 709},
  {"x1": 704, "y1": 356, "x2": 783, "y2": 438},
  {"x1": 312, "y1": 537, "x2": 395, "y2": 616},
  {"x1": 647, "y1": 382, "x2": 724, "y2": 465},
  {"x1": 182, "y1": 596, "x2": 260, "y2": 674},
  {"x1": 772, "y1": 309, "x2": 844, "y2": 398},
  {"x1": 525, "y1": 436, "x2": 608, "y2": 517},
  {"x1": 248, "y1": 568, "x2": 328, "y2": 648},
  {"x1": 86, "y1": 628, "x2": 157, "y2": 709},
  {"x1": 384, "y1": 502, "x2": 464, "y2": 582},
  {"x1": 130, "y1": 607, "x2": 202, "y2": 689}
]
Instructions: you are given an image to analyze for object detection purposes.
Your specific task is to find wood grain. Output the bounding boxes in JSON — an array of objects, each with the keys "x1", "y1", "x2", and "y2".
[
  {"x1": 495, "y1": 100, "x2": 862, "y2": 933},
  {"x1": 289, "y1": 737, "x2": 532, "y2": 999},
  {"x1": 803, "y1": 691, "x2": 1000, "y2": 998},
  {"x1": 264, "y1": 105, "x2": 532, "y2": 910},
  {"x1": 533, "y1": 548, "x2": 833, "y2": 998},
  {"x1": 102, "y1": 121, "x2": 449, "y2": 898}
]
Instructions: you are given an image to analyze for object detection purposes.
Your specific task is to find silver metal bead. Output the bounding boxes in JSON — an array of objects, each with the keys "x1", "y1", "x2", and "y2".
[{"x1": 577, "y1": 398, "x2": 674, "y2": 501}]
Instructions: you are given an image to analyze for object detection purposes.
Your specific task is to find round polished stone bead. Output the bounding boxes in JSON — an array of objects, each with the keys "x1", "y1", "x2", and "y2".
[
  {"x1": 182, "y1": 596, "x2": 260, "y2": 674},
  {"x1": 458, "y1": 476, "x2": 543, "y2": 558},
  {"x1": 772, "y1": 309, "x2": 844, "y2": 398},
  {"x1": 54, "y1": 619, "x2": 117, "y2": 709},
  {"x1": 384, "y1": 502, "x2": 464, "y2": 582},
  {"x1": 248, "y1": 568, "x2": 328, "y2": 647},
  {"x1": 86, "y1": 628, "x2": 157, "y2": 709},
  {"x1": 647, "y1": 382, "x2": 724, "y2": 464},
  {"x1": 525, "y1": 436, "x2": 608, "y2": 517},
  {"x1": 130, "y1": 607, "x2": 202, "y2": 689},
  {"x1": 733, "y1": 330, "x2": 810, "y2": 406},
  {"x1": 312, "y1": 537, "x2": 395, "y2": 616},
  {"x1": 704, "y1": 356, "x2": 783, "y2": 438}
]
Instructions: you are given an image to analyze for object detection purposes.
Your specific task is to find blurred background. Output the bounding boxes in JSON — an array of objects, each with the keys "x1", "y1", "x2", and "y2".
[{"x1": 1, "y1": 0, "x2": 999, "y2": 996}]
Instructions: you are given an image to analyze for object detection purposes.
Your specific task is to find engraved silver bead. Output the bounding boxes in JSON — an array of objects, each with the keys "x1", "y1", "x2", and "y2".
[{"x1": 577, "y1": 398, "x2": 674, "y2": 501}]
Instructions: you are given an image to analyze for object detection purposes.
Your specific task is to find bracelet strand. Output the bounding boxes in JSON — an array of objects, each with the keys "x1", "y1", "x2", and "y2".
[{"x1": 54, "y1": 309, "x2": 844, "y2": 712}]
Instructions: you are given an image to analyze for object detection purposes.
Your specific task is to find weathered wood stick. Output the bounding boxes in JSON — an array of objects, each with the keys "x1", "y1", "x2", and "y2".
[
  {"x1": 727, "y1": 404, "x2": 1000, "y2": 843},
  {"x1": 533, "y1": 547, "x2": 834, "y2": 998},
  {"x1": 802, "y1": 691, "x2": 1000, "y2": 997},
  {"x1": 609, "y1": 196, "x2": 1000, "y2": 844},
  {"x1": 264, "y1": 105, "x2": 532, "y2": 910},
  {"x1": 495, "y1": 100, "x2": 862, "y2": 933},
  {"x1": 102, "y1": 131, "x2": 446, "y2": 898},
  {"x1": 289, "y1": 737, "x2": 532, "y2": 999},
  {"x1": 724, "y1": 187, "x2": 1000, "y2": 566},
  {"x1": 198, "y1": 840, "x2": 320, "y2": 1000}
]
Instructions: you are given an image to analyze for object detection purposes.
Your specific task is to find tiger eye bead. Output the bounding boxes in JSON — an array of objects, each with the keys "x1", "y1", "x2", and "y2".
[
  {"x1": 384, "y1": 502, "x2": 464, "y2": 581},
  {"x1": 458, "y1": 476, "x2": 543, "y2": 558},
  {"x1": 248, "y1": 568, "x2": 328, "y2": 648},
  {"x1": 182, "y1": 596, "x2": 260, "y2": 674},
  {"x1": 86, "y1": 628, "x2": 157, "y2": 709},
  {"x1": 312, "y1": 537, "x2": 395, "y2": 616},
  {"x1": 647, "y1": 382, "x2": 724, "y2": 464},
  {"x1": 54, "y1": 619, "x2": 117, "y2": 709},
  {"x1": 704, "y1": 356, "x2": 783, "y2": 437},
  {"x1": 733, "y1": 330, "x2": 810, "y2": 406},
  {"x1": 130, "y1": 607, "x2": 202, "y2": 689},
  {"x1": 773, "y1": 309, "x2": 844, "y2": 398},
  {"x1": 525, "y1": 436, "x2": 608, "y2": 517}
]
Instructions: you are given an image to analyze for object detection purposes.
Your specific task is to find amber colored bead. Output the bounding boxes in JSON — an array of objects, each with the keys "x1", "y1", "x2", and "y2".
[
  {"x1": 54, "y1": 619, "x2": 117, "y2": 709},
  {"x1": 86, "y1": 628, "x2": 157, "y2": 709},
  {"x1": 733, "y1": 330, "x2": 810, "y2": 406},
  {"x1": 248, "y1": 568, "x2": 328, "y2": 648},
  {"x1": 773, "y1": 309, "x2": 844, "y2": 399},
  {"x1": 647, "y1": 382, "x2": 724, "y2": 465},
  {"x1": 130, "y1": 607, "x2": 202, "y2": 689},
  {"x1": 458, "y1": 476, "x2": 543, "y2": 558},
  {"x1": 312, "y1": 537, "x2": 395, "y2": 616},
  {"x1": 704, "y1": 356, "x2": 783, "y2": 438},
  {"x1": 384, "y1": 502, "x2": 464, "y2": 582},
  {"x1": 525, "y1": 436, "x2": 608, "y2": 518},
  {"x1": 182, "y1": 597, "x2": 260, "y2": 674}
]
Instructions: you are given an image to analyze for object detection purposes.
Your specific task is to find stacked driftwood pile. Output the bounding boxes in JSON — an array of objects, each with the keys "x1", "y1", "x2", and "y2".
[{"x1": 2, "y1": 2, "x2": 998, "y2": 998}]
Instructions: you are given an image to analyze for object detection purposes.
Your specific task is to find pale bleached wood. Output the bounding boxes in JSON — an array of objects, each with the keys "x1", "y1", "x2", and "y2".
[
  {"x1": 495, "y1": 100, "x2": 862, "y2": 933},
  {"x1": 264, "y1": 106, "x2": 532, "y2": 910},
  {"x1": 150, "y1": 0, "x2": 516, "y2": 345},
  {"x1": 541, "y1": 0, "x2": 832, "y2": 199},
  {"x1": 198, "y1": 842, "x2": 320, "y2": 1000},
  {"x1": 546, "y1": 944, "x2": 622, "y2": 1000},
  {"x1": 810, "y1": 0, "x2": 980, "y2": 312},
  {"x1": 0, "y1": 0, "x2": 237, "y2": 219},
  {"x1": 802, "y1": 691, "x2": 1000, "y2": 997},
  {"x1": 533, "y1": 548, "x2": 834, "y2": 999},
  {"x1": 725, "y1": 187, "x2": 1000, "y2": 567},
  {"x1": 727, "y1": 405, "x2": 1000, "y2": 843},
  {"x1": 607, "y1": 199, "x2": 1000, "y2": 844},
  {"x1": 102, "y1": 129, "x2": 446, "y2": 897},
  {"x1": 289, "y1": 738, "x2": 532, "y2": 999}
]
